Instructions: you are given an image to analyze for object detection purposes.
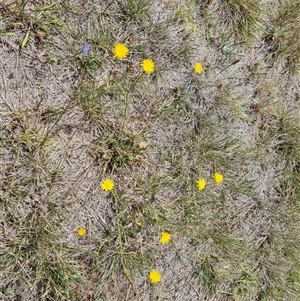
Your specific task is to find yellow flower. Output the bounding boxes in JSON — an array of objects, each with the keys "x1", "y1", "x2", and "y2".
[
  {"x1": 196, "y1": 178, "x2": 206, "y2": 191},
  {"x1": 101, "y1": 178, "x2": 114, "y2": 191},
  {"x1": 194, "y1": 62, "x2": 203, "y2": 74},
  {"x1": 77, "y1": 227, "x2": 86, "y2": 236},
  {"x1": 141, "y1": 58, "x2": 155, "y2": 74},
  {"x1": 149, "y1": 270, "x2": 161, "y2": 284},
  {"x1": 214, "y1": 172, "x2": 223, "y2": 184},
  {"x1": 160, "y1": 231, "x2": 171, "y2": 244},
  {"x1": 114, "y1": 43, "x2": 129, "y2": 60}
]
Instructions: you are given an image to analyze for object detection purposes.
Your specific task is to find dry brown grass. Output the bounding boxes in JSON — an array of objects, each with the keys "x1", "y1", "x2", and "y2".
[{"x1": 0, "y1": 0, "x2": 300, "y2": 300}]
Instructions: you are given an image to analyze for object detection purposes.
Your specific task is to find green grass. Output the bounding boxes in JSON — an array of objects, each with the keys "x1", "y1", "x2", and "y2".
[
  {"x1": 0, "y1": 125, "x2": 81, "y2": 299},
  {"x1": 114, "y1": 0, "x2": 152, "y2": 22},
  {"x1": 0, "y1": 1, "x2": 64, "y2": 46},
  {"x1": 0, "y1": 0, "x2": 300, "y2": 300}
]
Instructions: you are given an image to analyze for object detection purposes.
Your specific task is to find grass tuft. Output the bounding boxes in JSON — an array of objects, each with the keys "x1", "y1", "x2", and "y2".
[
  {"x1": 212, "y1": 0, "x2": 262, "y2": 39},
  {"x1": 269, "y1": 0, "x2": 300, "y2": 73},
  {"x1": 114, "y1": 0, "x2": 152, "y2": 22}
]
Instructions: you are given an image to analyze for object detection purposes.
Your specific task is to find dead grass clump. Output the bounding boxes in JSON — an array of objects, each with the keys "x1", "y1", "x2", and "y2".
[
  {"x1": 275, "y1": 1, "x2": 300, "y2": 72},
  {"x1": 211, "y1": 0, "x2": 262, "y2": 39},
  {"x1": 267, "y1": 0, "x2": 300, "y2": 73}
]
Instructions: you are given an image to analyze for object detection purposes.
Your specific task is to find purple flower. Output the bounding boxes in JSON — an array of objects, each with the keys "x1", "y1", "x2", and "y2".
[{"x1": 82, "y1": 44, "x2": 90, "y2": 56}]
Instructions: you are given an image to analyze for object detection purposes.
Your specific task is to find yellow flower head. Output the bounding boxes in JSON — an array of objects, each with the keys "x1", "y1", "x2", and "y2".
[
  {"x1": 194, "y1": 62, "x2": 203, "y2": 74},
  {"x1": 214, "y1": 172, "x2": 223, "y2": 184},
  {"x1": 77, "y1": 227, "x2": 86, "y2": 236},
  {"x1": 196, "y1": 178, "x2": 206, "y2": 191},
  {"x1": 101, "y1": 178, "x2": 114, "y2": 191},
  {"x1": 149, "y1": 269, "x2": 161, "y2": 284},
  {"x1": 141, "y1": 58, "x2": 155, "y2": 74},
  {"x1": 114, "y1": 43, "x2": 129, "y2": 60},
  {"x1": 160, "y1": 231, "x2": 171, "y2": 244}
]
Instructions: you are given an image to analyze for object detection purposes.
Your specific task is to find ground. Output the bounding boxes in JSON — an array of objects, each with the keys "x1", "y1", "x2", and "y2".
[{"x1": 0, "y1": 0, "x2": 299, "y2": 300}]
